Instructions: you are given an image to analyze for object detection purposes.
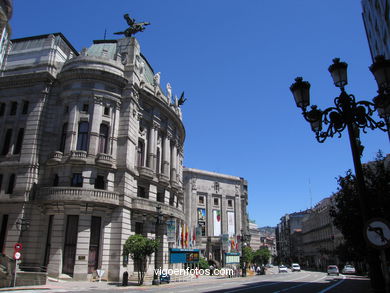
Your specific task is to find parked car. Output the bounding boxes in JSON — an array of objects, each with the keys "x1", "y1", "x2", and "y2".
[
  {"x1": 342, "y1": 265, "x2": 356, "y2": 274},
  {"x1": 327, "y1": 265, "x2": 339, "y2": 276},
  {"x1": 160, "y1": 273, "x2": 171, "y2": 283},
  {"x1": 291, "y1": 263, "x2": 301, "y2": 272},
  {"x1": 278, "y1": 265, "x2": 288, "y2": 273}
]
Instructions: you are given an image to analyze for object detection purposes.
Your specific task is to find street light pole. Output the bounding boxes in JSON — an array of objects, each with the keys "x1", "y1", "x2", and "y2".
[
  {"x1": 152, "y1": 205, "x2": 163, "y2": 285},
  {"x1": 290, "y1": 57, "x2": 389, "y2": 293}
]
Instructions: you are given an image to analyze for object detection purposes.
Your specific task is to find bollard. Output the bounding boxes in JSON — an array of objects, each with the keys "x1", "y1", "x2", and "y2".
[{"x1": 122, "y1": 271, "x2": 128, "y2": 286}]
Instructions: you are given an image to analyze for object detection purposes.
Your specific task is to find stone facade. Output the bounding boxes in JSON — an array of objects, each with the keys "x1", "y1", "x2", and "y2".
[
  {"x1": 0, "y1": 0, "x2": 12, "y2": 69},
  {"x1": 248, "y1": 222, "x2": 261, "y2": 251},
  {"x1": 362, "y1": 0, "x2": 390, "y2": 60},
  {"x1": 0, "y1": 33, "x2": 185, "y2": 281},
  {"x1": 183, "y1": 168, "x2": 248, "y2": 267}
]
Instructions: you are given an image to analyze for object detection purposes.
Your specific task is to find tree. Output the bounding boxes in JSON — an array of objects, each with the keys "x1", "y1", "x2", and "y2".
[
  {"x1": 330, "y1": 152, "x2": 389, "y2": 285},
  {"x1": 123, "y1": 234, "x2": 159, "y2": 285},
  {"x1": 253, "y1": 247, "x2": 272, "y2": 265},
  {"x1": 242, "y1": 246, "x2": 253, "y2": 265}
]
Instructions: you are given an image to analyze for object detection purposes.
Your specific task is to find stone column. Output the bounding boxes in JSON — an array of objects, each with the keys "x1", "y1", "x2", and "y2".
[
  {"x1": 73, "y1": 214, "x2": 91, "y2": 280},
  {"x1": 89, "y1": 102, "x2": 102, "y2": 155},
  {"x1": 152, "y1": 122, "x2": 159, "y2": 173},
  {"x1": 162, "y1": 134, "x2": 170, "y2": 178},
  {"x1": 147, "y1": 126, "x2": 154, "y2": 169},
  {"x1": 110, "y1": 105, "x2": 120, "y2": 158},
  {"x1": 66, "y1": 103, "x2": 78, "y2": 153},
  {"x1": 170, "y1": 139, "x2": 177, "y2": 183}
]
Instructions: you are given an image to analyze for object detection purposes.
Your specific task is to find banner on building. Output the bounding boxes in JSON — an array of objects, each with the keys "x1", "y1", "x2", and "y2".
[
  {"x1": 197, "y1": 208, "x2": 206, "y2": 222},
  {"x1": 227, "y1": 211, "x2": 235, "y2": 237},
  {"x1": 213, "y1": 210, "x2": 221, "y2": 236},
  {"x1": 166, "y1": 218, "x2": 176, "y2": 243}
]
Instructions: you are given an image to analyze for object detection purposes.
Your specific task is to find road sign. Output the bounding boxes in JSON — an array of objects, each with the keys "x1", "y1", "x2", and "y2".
[
  {"x1": 14, "y1": 243, "x2": 22, "y2": 252},
  {"x1": 364, "y1": 218, "x2": 390, "y2": 249},
  {"x1": 14, "y1": 251, "x2": 21, "y2": 260}
]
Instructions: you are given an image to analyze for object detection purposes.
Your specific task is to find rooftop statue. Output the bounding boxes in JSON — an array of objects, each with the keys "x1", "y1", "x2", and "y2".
[{"x1": 114, "y1": 14, "x2": 150, "y2": 37}]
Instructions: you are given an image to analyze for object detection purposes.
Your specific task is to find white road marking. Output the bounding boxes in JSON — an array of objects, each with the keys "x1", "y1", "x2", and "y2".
[{"x1": 317, "y1": 275, "x2": 346, "y2": 293}]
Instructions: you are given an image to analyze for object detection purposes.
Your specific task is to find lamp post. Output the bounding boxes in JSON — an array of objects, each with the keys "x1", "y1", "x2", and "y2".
[
  {"x1": 152, "y1": 205, "x2": 164, "y2": 285},
  {"x1": 290, "y1": 56, "x2": 389, "y2": 292},
  {"x1": 240, "y1": 230, "x2": 251, "y2": 277}
]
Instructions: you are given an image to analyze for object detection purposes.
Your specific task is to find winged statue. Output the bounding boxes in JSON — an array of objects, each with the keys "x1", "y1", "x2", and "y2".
[{"x1": 114, "y1": 14, "x2": 150, "y2": 37}]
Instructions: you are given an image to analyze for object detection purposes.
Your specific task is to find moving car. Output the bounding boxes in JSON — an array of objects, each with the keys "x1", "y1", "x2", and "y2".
[
  {"x1": 160, "y1": 273, "x2": 171, "y2": 283},
  {"x1": 278, "y1": 265, "x2": 288, "y2": 273},
  {"x1": 342, "y1": 265, "x2": 356, "y2": 274},
  {"x1": 327, "y1": 265, "x2": 339, "y2": 276},
  {"x1": 291, "y1": 263, "x2": 301, "y2": 272}
]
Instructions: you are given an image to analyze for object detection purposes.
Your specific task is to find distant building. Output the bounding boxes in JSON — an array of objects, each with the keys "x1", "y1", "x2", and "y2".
[
  {"x1": 248, "y1": 222, "x2": 261, "y2": 250},
  {"x1": 0, "y1": 0, "x2": 12, "y2": 69},
  {"x1": 183, "y1": 168, "x2": 248, "y2": 267},
  {"x1": 301, "y1": 197, "x2": 343, "y2": 270},
  {"x1": 276, "y1": 210, "x2": 311, "y2": 264},
  {"x1": 362, "y1": 0, "x2": 390, "y2": 60}
]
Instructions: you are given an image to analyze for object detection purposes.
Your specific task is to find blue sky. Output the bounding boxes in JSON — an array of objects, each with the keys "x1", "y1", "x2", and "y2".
[{"x1": 11, "y1": 1, "x2": 389, "y2": 227}]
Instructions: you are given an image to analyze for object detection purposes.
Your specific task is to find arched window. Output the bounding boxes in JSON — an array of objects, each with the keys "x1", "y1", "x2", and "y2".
[
  {"x1": 76, "y1": 122, "x2": 89, "y2": 151},
  {"x1": 13, "y1": 128, "x2": 24, "y2": 155},
  {"x1": 6, "y1": 174, "x2": 15, "y2": 194},
  {"x1": 59, "y1": 123, "x2": 68, "y2": 153},
  {"x1": 137, "y1": 140, "x2": 145, "y2": 167},
  {"x1": 98, "y1": 124, "x2": 109, "y2": 154},
  {"x1": 156, "y1": 147, "x2": 160, "y2": 174},
  {"x1": 1, "y1": 129, "x2": 12, "y2": 155},
  {"x1": 53, "y1": 174, "x2": 59, "y2": 186}
]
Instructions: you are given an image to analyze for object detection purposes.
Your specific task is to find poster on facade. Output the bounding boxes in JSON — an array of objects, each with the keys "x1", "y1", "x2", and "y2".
[
  {"x1": 166, "y1": 218, "x2": 176, "y2": 243},
  {"x1": 227, "y1": 211, "x2": 235, "y2": 237},
  {"x1": 213, "y1": 210, "x2": 221, "y2": 236},
  {"x1": 197, "y1": 208, "x2": 206, "y2": 222}
]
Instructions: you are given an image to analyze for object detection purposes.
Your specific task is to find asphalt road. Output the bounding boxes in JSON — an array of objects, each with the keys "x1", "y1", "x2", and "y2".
[{"x1": 5, "y1": 271, "x2": 370, "y2": 293}]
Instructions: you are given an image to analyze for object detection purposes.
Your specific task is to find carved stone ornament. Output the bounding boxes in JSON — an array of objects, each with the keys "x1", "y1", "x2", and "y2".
[{"x1": 191, "y1": 178, "x2": 197, "y2": 190}]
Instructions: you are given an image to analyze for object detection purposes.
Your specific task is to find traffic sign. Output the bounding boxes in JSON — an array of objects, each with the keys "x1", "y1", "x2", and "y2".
[
  {"x1": 14, "y1": 251, "x2": 21, "y2": 260},
  {"x1": 14, "y1": 243, "x2": 22, "y2": 252}
]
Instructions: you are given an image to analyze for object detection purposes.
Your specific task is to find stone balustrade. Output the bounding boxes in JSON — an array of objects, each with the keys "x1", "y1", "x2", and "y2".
[
  {"x1": 96, "y1": 153, "x2": 114, "y2": 167},
  {"x1": 69, "y1": 150, "x2": 87, "y2": 163},
  {"x1": 132, "y1": 197, "x2": 185, "y2": 220},
  {"x1": 37, "y1": 187, "x2": 120, "y2": 206}
]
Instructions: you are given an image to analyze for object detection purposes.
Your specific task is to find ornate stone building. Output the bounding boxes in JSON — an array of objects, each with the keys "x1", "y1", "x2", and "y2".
[
  {"x1": 183, "y1": 168, "x2": 248, "y2": 267},
  {"x1": 0, "y1": 0, "x2": 12, "y2": 69},
  {"x1": 0, "y1": 32, "x2": 185, "y2": 281}
]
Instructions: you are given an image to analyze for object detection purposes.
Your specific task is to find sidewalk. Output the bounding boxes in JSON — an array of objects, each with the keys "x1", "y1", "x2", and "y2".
[{"x1": 0, "y1": 273, "x2": 236, "y2": 292}]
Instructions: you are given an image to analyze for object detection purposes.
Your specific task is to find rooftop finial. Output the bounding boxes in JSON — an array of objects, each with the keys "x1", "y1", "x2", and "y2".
[{"x1": 114, "y1": 13, "x2": 150, "y2": 37}]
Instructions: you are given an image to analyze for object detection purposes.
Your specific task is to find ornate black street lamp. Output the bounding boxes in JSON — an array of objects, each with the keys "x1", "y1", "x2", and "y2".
[
  {"x1": 152, "y1": 205, "x2": 164, "y2": 285},
  {"x1": 240, "y1": 230, "x2": 251, "y2": 277},
  {"x1": 290, "y1": 56, "x2": 389, "y2": 292}
]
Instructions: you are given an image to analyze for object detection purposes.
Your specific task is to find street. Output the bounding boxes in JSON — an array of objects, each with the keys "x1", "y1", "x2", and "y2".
[{"x1": 3, "y1": 270, "x2": 370, "y2": 293}]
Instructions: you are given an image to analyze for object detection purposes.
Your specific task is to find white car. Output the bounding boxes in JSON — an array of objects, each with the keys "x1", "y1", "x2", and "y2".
[
  {"x1": 342, "y1": 265, "x2": 356, "y2": 274},
  {"x1": 278, "y1": 265, "x2": 288, "y2": 273},
  {"x1": 291, "y1": 263, "x2": 301, "y2": 272}
]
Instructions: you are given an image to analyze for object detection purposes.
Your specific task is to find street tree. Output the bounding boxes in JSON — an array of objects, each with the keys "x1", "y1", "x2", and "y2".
[
  {"x1": 330, "y1": 152, "x2": 389, "y2": 283},
  {"x1": 123, "y1": 234, "x2": 159, "y2": 285},
  {"x1": 253, "y1": 247, "x2": 272, "y2": 265}
]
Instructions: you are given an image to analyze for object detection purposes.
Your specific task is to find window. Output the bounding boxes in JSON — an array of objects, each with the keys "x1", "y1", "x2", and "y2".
[
  {"x1": 228, "y1": 199, "x2": 233, "y2": 208},
  {"x1": 59, "y1": 123, "x2": 68, "y2": 153},
  {"x1": 156, "y1": 148, "x2": 160, "y2": 174},
  {"x1": 169, "y1": 193, "x2": 175, "y2": 206},
  {"x1": 157, "y1": 189, "x2": 165, "y2": 203},
  {"x1": 6, "y1": 174, "x2": 15, "y2": 194},
  {"x1": 98, "y1": 124, "x2": 109, "y2": 154},
  {"x1": 94, "y1": 175, "x2": 105, "y2": 190},
  {"x1": 13, "y1": 128, "x2": 24, "y2": 154},
  {"x1": 214, "y1": 198, "x2": 219, "y2": 206},
  {"x1": 137, "y1": 186, "x2": 148, "y2": 198},
  {"x1": 0, "y1": 103, "x2": 5, "y2": 116},
  {"x1": 22, "y1": 101, "x2": 29, "y2": 114},
  {"x1": 82, "y1": 104, "x2": 89, "y2": 113},
  {"x1": 71, "y1": 173, "x2": 83, "y2": 187},
  {"x1": 137, "y1": 140, "x2": 145, "y2": 166},
  {"x1": 0, "y1": 174, "x2": 2, "y2": 191},
  {"x1": 53, "y1": 174, "x2": 59, "y2": 186},
  {"x1": 10, "y1": 102, "x2": 17, "y2": 115},
  {"x1": 76, "y1": 122, "x2": 89, "y2": 151},
  {"x1": 135, "y1": 222, "x2": 143, "y2": 235},
  {"x1": 1, "y1": 129, "x2": 12, "y2": 155},
  {"x1": 199, "y1": 196, "x2": 204, "y2": 204},
  {"x1": 64, "y1": 106, "x2": 69, "y2": 114},
  {"x1": 103, "y1": 106, "x2": 110, "y2": 116}
]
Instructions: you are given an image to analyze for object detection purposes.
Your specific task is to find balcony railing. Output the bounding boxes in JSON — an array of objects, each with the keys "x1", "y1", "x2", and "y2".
[
  {"x1": 132, "y1": 197, "x2": 185, "y2": 220},
  {"x1": 47, "y1": 151, "x2": 63, "y2": 165},
  {"x1": 137, "y1": 166, "x2": 154, "y2": 180},
  {"x1": 69, "y1": 150, "x2": 87, "y2": 163},
  {"x1": 95, "y1": 153, "x2": 114, "y2": 167},
  {"x1": 37, "y1": 187, "x2": 120, "y2": 206}
]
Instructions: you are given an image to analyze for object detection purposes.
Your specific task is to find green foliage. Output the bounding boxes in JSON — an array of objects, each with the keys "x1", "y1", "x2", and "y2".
[
  {"x1": 330, "y1": 153, "x2": 390, "y2": 263},
  {"x1": 242, "y1": 246, "x2": 253, "y2": 264},
  {"x1": 198, "y1": 257, "x2": 209, "y2": 270},
  {"x1": 123, "y1": 234, "x2": 159, "y2": 285},
  {"x1": 253, "y1": 247, "x2": 271, "y2": 265}
]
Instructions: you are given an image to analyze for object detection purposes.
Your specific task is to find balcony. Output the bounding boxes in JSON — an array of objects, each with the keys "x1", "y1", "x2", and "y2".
[
  {"x1": 47, "y1": 151, "x2": 63, "y2": 165},
  {"x1": 131, "y1": 197, "x2": 185, "y2": 220},
  {"x1": 96, "y1": 153, "x2": 114, "y2": 167},
  {"x1": 157, "y1": 173, "x2": 170, "y2": 186},
  {"x1": 137, "y1": 166, "x2": 154, "y2": 180},
  {"x1": 37, "y1": 187, "x2": 120, "y2": 206},
  {"x1": 69, "y1": 150, "x2": 87, "y2": 163}
]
